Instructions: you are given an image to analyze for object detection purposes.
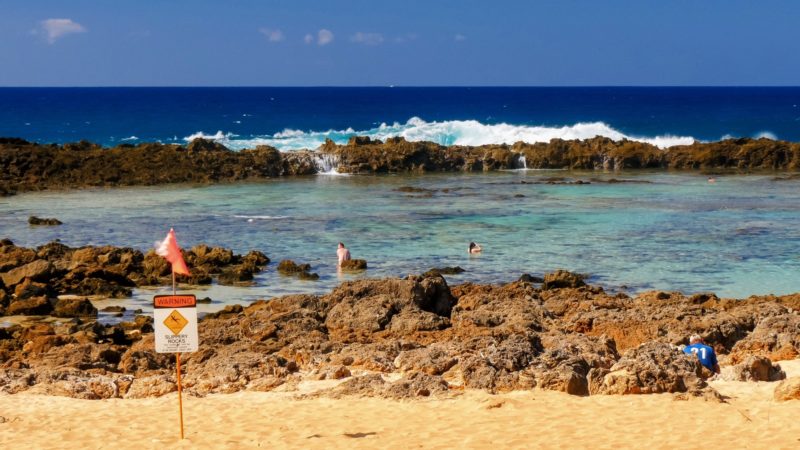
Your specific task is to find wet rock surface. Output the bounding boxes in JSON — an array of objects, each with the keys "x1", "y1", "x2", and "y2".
[
  {"x1": 339, "y1": 259, "x2": 368, "y2": 271},
  {"x1": 277, "y1": 259, "x2": 319, "y2": 280},
  {"x1": 2, "y1": 270, "x2": 799, "y2": 400},
  {"x1": 423, "y1": 266, "x2": 465, "y2": 277},
  {"x1": 28, "y1": 216, "x2": 62, "y2": 226},
  {"x1": 0, "y1": 240, "x2": 269, "y2": 316},
  {"x1": 4, "y1": 136, "x2": 800, "y2": 195}
]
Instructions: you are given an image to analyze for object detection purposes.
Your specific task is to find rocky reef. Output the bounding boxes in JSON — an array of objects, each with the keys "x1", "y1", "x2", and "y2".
[
  {"x1": 1, "y1": 266, "x2": 798, "y2": 401},
  {"x1": 3, "y1": 135, "x2": 800, "y2": 195},
  {"x1": 0, "y1": 239, "x2": 269, "y2": 317}
]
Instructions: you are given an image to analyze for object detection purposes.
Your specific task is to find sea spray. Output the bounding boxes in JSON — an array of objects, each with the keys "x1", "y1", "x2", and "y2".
[{"x1": 184, "y1": 117, "x2": 696, "y2": 152}]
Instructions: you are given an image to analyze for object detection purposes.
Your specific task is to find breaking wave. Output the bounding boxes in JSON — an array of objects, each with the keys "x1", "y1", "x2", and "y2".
[{"x1": 183, "y1": 117, "x2": 698, "y2": 151}]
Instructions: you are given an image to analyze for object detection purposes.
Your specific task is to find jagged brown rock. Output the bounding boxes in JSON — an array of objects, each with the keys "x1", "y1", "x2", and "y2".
[
  {"x1": 28, "y1": 216, "x2": 62, "y2": 226},
  {"x1": 0, "y1": 241, "x2": 270, "y2": 315},
  {"x1": 277, "y1": 260, "x2": 319, "y2": 280},
  {"x1": 339, "y1": 259, "x2": 367, "y2": 271},
  {"x1": 588, "y1": 342, "x2": 706, "y2": 395},
  {"x1": 4, "y1": 136, "x2": 800, "y2": 196},
  {"x1": 1, "y1": 272, "x2": 799, "y2": 401},
  {"x1": 724, "y1": 356, "x2": 785, "y2": 382}
]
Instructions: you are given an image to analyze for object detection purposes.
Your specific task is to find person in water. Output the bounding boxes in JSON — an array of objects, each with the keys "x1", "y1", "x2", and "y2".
[
  {"x1": 468, "y1": 242, "x2": 482, "y2": 254},
  {"x1": 683, "y1": 334, "x2": 720, "y2": 374},
  {"x1": 337, "y1": 242, "x2": 351, "y2": 266}
]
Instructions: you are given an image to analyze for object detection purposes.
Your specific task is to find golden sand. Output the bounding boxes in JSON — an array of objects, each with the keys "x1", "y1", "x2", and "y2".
[{"x1": 2, "y1": 360, "x2": 798, "y2": 449}]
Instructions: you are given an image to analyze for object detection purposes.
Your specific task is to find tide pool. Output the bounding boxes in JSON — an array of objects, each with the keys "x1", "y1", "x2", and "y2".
[{"x1": 2, "y1": 171, "x2": 800, "y2": 317}]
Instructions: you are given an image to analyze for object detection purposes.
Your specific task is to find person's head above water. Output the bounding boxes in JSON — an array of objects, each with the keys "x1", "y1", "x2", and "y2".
[
  {"x1": 469, "y1": 242, "x2": 476, "y2": 250},
  {"x1": 338, "y1": 242, "x2": 345, "y2": 248}
]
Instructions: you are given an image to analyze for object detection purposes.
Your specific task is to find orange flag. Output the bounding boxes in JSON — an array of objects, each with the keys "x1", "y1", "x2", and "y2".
[{"x1": 156, "y1": 228, "x2": 190, "y2": 275}]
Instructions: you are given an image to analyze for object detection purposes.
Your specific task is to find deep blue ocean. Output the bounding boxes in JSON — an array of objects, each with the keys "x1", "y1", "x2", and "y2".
[{"x1": 1, "y1": 87, "x2": 799, "y2": 150}]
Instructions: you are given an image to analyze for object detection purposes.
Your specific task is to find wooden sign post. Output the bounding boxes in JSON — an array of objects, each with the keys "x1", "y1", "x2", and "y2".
[{"x1": 153, "y1": 294, "x2": 198, "y2": 440}]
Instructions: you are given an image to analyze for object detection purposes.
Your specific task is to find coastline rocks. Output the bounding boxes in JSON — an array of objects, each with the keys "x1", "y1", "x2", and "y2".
[
  {"x1": 13, "y1": 279, "x2": 53, "y2": 299},
  {"x1": 542, "y1": 270, "x2": 586, "y2": 290},
  {"x1": 4, "y1": 136, "x2": 800, "y2": 195},
  {"x1": 28, "y1": 216, "x2": 62, "y2": 226},
  {"x1": 324, "y1": 277, "x2": 454, "y2": 340},
  {"x1": 0, "y1": 241, "x2": 271, "y2": 315},
  {"x1": 423, "y1": 266, "x2": 464, "y2": 277},
  {"x1": 6, "y1": 296, "x2": 52, "y2": 316},
  {"x1": 728, "y1": 314, "x2": 800, "y2": 363},
  {"x1": 518, "y1": 274, "x2": 544, "y2": 283},
  {"x1": 724, "y1": 356, "x2": 785, "y2": 382},
  {"x1": 52, "y1": 298, "x2": 98, "y2": 318},
  {"x1": 588, "y1": 342, "x2": 707, "y2": 395},
  {"x1": 320, "y1": 373, "x2": 450, "y2": 399},
  {"x1": 2, "y1": 274, "x2": 800, "y2": 400},
  {"x1": 773, "y1": 377, "x2": 800, "y2": 401},
  {"x1": 277, "y1": 260, "x2": 319, "y2": 280},
  {"x1": 339, "y1": 259, "x2": 367, "y2": 271},
  {"x1": 1, "y1": 259, "x2": 54, "y2": 287}
]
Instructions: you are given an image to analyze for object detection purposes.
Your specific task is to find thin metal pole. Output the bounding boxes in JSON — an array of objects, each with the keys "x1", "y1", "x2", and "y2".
[
  {"x1": 172, "y1": 268, "x2": 184, "y2": 439},
  {"x1": 177, "y1": 352, "x2": 184, "y2": 440}
]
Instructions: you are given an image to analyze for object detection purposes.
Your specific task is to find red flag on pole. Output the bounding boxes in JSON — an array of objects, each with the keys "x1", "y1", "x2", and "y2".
[{"x1": 156, "y1": 228, "x2": 190, "y2": 275}]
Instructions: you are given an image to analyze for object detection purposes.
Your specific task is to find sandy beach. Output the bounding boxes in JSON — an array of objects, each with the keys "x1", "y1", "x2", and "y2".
[{"x1": 1, "y1": 360, "x2": 797, "y2": 449}]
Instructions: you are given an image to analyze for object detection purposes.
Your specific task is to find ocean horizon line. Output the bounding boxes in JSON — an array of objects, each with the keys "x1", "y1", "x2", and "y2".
[{"x1": 2, "y1": 85, "x2": 800, "y2": 89}]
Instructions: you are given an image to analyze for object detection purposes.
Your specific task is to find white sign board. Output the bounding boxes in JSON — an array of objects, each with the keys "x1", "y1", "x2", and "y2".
[{"x1": 153, "y1": 295, "x2": 199, "y2": 353}]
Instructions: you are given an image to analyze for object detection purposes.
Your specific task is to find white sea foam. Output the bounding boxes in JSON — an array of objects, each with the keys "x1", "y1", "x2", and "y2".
[
  {"x1": 183, "y1": 130, "x2": 238, "y2": 143},
  {"x1": 754, "y1": 131, "x2": 778, "y2": 140},
  {"x1": 233, "y1": 215, "x2": 290, "y2": 220},
  {"x1": 182, "y1": 117, "x2": 697, "y2": 152},
  {"x1": 121, "y1": 136, "x2": 138, "y2": 141}
]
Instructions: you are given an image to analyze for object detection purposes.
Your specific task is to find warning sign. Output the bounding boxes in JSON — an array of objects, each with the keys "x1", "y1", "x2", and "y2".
[
  {"x1": 154, "y1": 295, "x2": 198, "y2": 353},
  {"x1": 164, "y1": 309, "x2": 189, "y2": 334}
]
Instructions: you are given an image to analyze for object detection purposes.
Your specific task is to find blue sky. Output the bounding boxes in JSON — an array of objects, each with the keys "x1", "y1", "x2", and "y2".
[{"x1": 1, "y1": 0, "x2": 799, "y2": 86}]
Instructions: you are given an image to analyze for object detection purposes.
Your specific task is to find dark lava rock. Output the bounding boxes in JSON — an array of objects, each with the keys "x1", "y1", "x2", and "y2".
[
  {"x1": 423, "y1": 266, "x2": 465, "y2": 277},
  {"x1": 3, "y1": 136, "x2": 800, "y2": 195},
  {"x1": 28, "y1": 216, "x2": 63, "y2": 226},
  {"x1": 278, "y1": 259, "x2": 318, "y2": 280},
  {"x1": 52, "y1": 298, "x2": 98, "y2": 318},
  {"x1": 3, "y1": 273, "x2": 799, "y2": 400},
  {"x1": 202, "y1": 304, "x2": 243, "y2": 320},
  {"x1": 1, "y1": 259, "x2": 54, "y2": 287},
  {"x1": 298, "y1": 271, "x2": 320, "y2": 281},
  {"x1": 518, "y1": 273, "x2": 544, "y2": 283},
  {"x1": 13, "y1": 279, "x2": 53, "y2": 299},
  {"x1": 542, "y1": 270, "x2": 586, "y2": 290},
  {"x1": 6, "y1": 296, "x2": 52, "y2": 315},
  {"x1": 340, "y1": 259, "x2": 367, "y2": 271},
  {"x1": 394, "y1": 186, "x2": 435, "y2": 193},
  {"x1": 218, "y1": 266, "x2": 255, "y2": 285},
  {"x1": 277, "y1": 260, "x2": 311, "y2": 274}
]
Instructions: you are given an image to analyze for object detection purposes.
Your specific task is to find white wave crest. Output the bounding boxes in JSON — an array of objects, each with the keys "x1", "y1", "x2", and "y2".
[
  {"x1": 233, "y1": 215, "x2": 289, "y2": 220},
  {"x1": 183, "y1": 130, "x2": 238, "y2": 143},
  {"x1": 754, "y1": 131, "x2": 778, "y2": 140},
  {"x1": 184, "y1": 118, "x2": 697, "y2": 151}
]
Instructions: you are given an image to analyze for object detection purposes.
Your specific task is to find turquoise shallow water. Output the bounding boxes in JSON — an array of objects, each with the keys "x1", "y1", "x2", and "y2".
[{"x1": 3, "y1": 171, "x2": 800, "y2": 318}]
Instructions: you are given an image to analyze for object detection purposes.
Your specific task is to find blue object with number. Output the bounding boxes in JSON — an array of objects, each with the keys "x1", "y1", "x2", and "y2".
[{"x1": 684, "y1": 343, "x2": 718, "y2": 371}]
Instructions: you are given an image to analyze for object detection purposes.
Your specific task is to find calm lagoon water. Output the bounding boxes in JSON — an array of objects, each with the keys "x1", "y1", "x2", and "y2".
[{"x1": 3, "y1": 170, "x2": 800, "y2": 318}]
